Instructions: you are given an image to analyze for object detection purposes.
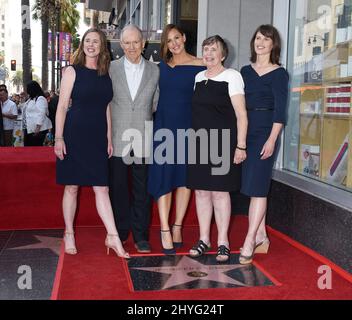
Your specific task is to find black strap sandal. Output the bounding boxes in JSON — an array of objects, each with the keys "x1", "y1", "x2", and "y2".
[
  {"x1": 189, "y1": 240, "x2": 211, "y2": 257},
  {"x1": 216, "y1": 245, "x2": 230, "y2": 262}
]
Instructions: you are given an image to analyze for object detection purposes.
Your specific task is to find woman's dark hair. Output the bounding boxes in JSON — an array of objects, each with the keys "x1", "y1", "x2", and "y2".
[
  {"x1": 250, "y1": 24, "x2": 281, "y2": 65},
  {"x1": 160, "y1": 24, "x2": 186, "y2": 62},
  {"x1": 202, "y1": 35, "x2": 229, "y2": 65},
  {"x1": 26, "y1": 81, "x2": 45, "y2": 100}
]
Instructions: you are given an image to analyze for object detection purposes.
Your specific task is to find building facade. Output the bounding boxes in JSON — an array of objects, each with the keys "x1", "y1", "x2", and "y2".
[
  {"x1": 272, "y1": 0, "x2": 351, "y2": 273},
  {"x1": 0, "y1": 0, "x2": 23, "y2": 89}
]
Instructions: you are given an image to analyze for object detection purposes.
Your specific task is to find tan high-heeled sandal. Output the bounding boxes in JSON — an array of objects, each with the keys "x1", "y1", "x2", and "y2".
[
  {"x1": 239, "y1": 237, "x2": 270, "y2": 264},
  {"x1": 64, "y1": 231, "x2": 77, "y2": 255},
  {"x1": 239, "y1": 237, "x2": 271, "y2": 254},
  {"x1": 105, "y1": 234, "x2": 130, "y2": 259},
  {"x1": 239, "y1": 238, "x2": 256, "y2": 265},
  {"x1": 254, "y1": 237, "x2": 270, "y2": 254}
]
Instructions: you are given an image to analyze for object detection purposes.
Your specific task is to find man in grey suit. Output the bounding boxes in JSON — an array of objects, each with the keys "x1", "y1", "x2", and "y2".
[{"x1": 109, "y1": 25, "x2": 159, "y2": 253}]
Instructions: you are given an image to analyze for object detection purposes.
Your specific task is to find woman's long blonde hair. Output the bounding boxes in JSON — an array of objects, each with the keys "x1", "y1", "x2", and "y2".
[{"x1": 72, "y1": 28, "x2": 111, "y2": 76}]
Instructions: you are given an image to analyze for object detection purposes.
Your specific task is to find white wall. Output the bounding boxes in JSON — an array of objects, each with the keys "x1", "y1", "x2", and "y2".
[{"x1": 197, "y1": 0, "x2": 273, "y2": 69}]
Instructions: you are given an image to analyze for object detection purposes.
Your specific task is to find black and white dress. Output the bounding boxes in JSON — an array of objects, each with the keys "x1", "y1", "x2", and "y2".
[{"x1": 187, "y1": 68, "x2": 245, "y2": 191}]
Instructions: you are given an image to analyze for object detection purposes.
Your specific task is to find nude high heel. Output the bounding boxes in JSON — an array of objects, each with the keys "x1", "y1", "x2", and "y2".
[
  {"x1": 105, "y1": 234, "x2": 130, "y2": 259},
  {"x1": 64, "y1": 231, "x2": 77, "y2": 255},
  {"x1": 239, "y1": 250, "x2": 254, "y2": 265},
  {"x1": 254, "y1": 237, "x2": 270, "y2": 254},
  {"x1": 239, "y1": 237, "x2": 270, "y2": 264},
  {"x1": 239, "y1": 238, "x2": 256, "y2": 265}
]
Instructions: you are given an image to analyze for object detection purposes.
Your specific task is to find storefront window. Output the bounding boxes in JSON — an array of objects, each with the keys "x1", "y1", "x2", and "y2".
[
  {"x1": 284, "y1": 0, "x2": 352, "y2": 192},
  {"x1": 162, "y1": 0, "x2": 172, "y2": 26}
]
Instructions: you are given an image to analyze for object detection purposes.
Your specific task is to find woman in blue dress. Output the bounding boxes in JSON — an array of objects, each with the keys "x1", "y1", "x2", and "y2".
[
  {"x1": 55, "y1": 28, "x2": 129, "y2": 259},
  {"x1": 239, "y1": 25, "x2": 289, "y2": 264},
  {"x1": 148, "y1": 24, "x2": 205, "y2": 254}
]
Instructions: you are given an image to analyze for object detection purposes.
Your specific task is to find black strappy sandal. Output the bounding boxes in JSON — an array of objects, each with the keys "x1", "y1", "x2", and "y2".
[
  {"x1": 216, "y1": 245, "x2": 230, "y2": 262},
  {"x1": 189, "y1": 240, "x2": 211, "y2": 257}
]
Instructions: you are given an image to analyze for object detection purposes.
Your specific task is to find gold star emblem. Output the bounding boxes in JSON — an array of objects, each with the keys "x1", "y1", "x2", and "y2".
[{"x1": 131, "y1": 255, "x2": 250, "y2": 290}]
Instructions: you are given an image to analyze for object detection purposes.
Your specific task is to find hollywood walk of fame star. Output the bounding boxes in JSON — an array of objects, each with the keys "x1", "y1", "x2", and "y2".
[
  {"x1": 131, "y1": 255, "x2": 250, "y2": 290},
  {"x1": 9, "y1": 235, "x2": 62, "y2": 256}
]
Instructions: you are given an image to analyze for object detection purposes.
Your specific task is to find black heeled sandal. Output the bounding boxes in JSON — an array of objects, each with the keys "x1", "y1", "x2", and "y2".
[
  {"x1": 216, "y1": 245, "x2": 230, "y2": 262},
  {"x1": 172, "y1": 224, "x2": 183, "y2": 249},
  {"x1": 160, "y1": 230, "x2": 176, "y2": 255},
  {"x1": 189, "y1": 240, "x2": 211, "y2": 257}
]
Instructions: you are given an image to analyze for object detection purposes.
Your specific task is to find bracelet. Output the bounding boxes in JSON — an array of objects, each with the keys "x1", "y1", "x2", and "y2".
[
  {"x1": 236, "y1": 145, "x2": 247, "y2": 151},
  {"x1": 55, "y1": 137, "x2": 64, "y2": 141}
]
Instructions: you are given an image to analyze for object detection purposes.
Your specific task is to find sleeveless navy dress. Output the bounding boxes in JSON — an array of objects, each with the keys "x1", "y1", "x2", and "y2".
[
  {"x1": 56, "y1": 65, "x2": 113, "y2": 186},
  {"x1": 240, "y1": 65, "x2": 289, "y2": 197},
  {"x1": 147, "y1": 61, "x2": 205, "y2": 199}
]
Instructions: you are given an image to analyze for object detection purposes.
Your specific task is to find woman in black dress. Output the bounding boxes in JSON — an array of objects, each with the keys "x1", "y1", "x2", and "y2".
[
  {"x1": 239, "y1": 25, "x2": 289, "y2": 264},
  {"x1": 187, "y1": 35, "x2": 247, "y2": 262},
  {"x1": 55, "y1": 28, "x2": 129, "y2": 259}
]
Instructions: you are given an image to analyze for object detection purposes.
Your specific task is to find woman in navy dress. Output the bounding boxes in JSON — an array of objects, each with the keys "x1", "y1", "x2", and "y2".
[
  {"x1": 239, "y1": 25, "x2": 289, "y2": 264},
  {"x1": 55, "y1": 28, "x2": 129, "y2": 259},
  {"x1": 148, "y1": 24, "x2": 205, "y2": 254}
]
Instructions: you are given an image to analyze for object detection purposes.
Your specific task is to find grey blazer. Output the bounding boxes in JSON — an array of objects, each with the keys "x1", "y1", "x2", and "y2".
[{"x1": 109, "y1": 57, "x2": 159, "y2": 160}]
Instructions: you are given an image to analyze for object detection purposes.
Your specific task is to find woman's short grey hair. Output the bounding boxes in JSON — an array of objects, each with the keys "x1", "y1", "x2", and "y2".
[{"x1": 202, "y1": 35, "x2": 229, "y2": 64}]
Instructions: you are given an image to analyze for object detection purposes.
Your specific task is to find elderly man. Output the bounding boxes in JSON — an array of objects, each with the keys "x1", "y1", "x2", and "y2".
[
  {"x1": 0, "y1": 88, "x2": 18, "y2": 146},
  {"x1": 109, "y1": 25, "x2": 159, "y2": 253}
]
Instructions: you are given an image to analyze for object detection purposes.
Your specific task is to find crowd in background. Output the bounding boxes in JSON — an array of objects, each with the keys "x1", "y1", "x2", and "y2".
[{"x1": 0, "y1": 82, "x2": 58, "y2": 147}]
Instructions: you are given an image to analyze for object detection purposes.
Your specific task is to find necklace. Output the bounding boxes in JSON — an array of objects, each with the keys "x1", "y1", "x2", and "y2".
[{"x1": 205, "y1": 66, "x2": 225, "y2": 85}]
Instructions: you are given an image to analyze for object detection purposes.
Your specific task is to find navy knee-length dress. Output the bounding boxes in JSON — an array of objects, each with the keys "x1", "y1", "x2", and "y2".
[
  {"x1": 56, "y1": 65, "x2": 113, "y2": 186},
  {"x1": 147, "y1": 61, "x2": 205, "y2": 199},
  {"x1": 240, "y1": 65, "x2": 289, "y2": 197}
]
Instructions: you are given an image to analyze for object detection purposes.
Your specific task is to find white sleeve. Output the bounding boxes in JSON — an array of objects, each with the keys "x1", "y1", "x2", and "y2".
[
  {"x1": 36, "y1": 96, "x2": 48, "y2": 125},
  {"x1": 10, "y1": 102, "x2": 18, "y2": 116},
  {"x1": 194, "y1": 71, "x2": 205, "y2": 90},
  {"x1": 228, "y1": 69, "x2": 245, "y2": 97}
]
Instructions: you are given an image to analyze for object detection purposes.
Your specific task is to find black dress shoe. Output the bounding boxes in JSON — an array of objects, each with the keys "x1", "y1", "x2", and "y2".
[{"x1": 135, "y1": 240, "x2": 151, "y2": 253}]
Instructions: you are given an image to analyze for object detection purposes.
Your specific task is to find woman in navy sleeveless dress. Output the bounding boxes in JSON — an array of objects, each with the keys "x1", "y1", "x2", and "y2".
[
  {"x1": 56, "y1": 64, "x2": 111, "y2": 186},
  {"x1": 147, "y1": 24, "x2": 205, "y2": 254},
  {"x1": 239, "y1": 25, "x2": 289, "y2": 265},
  {"x1": 55, "y1": 28, "x2": 129, "y2": 259}
]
